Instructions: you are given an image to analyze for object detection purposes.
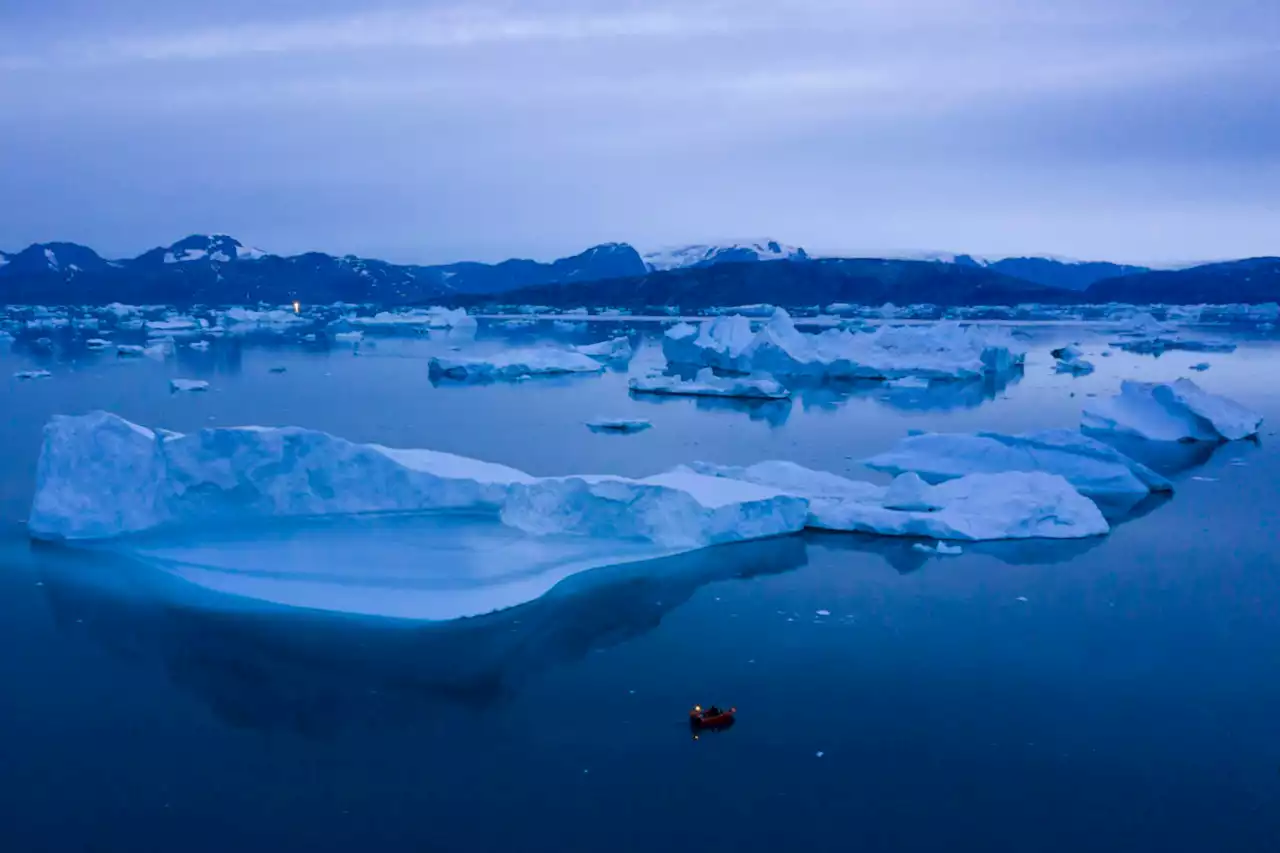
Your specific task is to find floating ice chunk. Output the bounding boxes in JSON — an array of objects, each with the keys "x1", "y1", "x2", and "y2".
[
  {"x1": 884, "y1": 376, "x2": 930, "y2": 389},
  {"x1": 663, "y1": 308, "x2": 1024, "y2": 380},
  {"x1": 28, "y1": 412, "x2": 535, "y2": 540},
  {"x1": 188, "y1": 340, "x2": 211, "y2": 351},
  {"x1": 628, "y1": 367, "x2": 790, "y2": 400},
  {"x1": 147, "y1": 317, "x2": 201, "y2": 334},
  {"x1": 685, "y1": 461, "x2": 1108, "y2": 540},
  {"x1": 912, "y1": 541, "x2": 963, "y2": 555},
  {"x1": 864, "y1": 429, "x2": 1171, "y2": 500},
  {"x1": 332, "y1": 331, "x2": 364, "y2": 343},
  {"x1": 85, "y1": 338, "x2": 111, "y2": 350},
  {"x1": 218, "y1": 307, "x2": 308, "y2": 330},
  {"x1": 116, "y1": 343, "x2": 169, "y2": 360},
  {"x1": 1082, "y1": 379, "x2": 1262, "y2": 442},
  {"x1": 1052, "y1": 345, "x2": 1095, "y2": 375},
  {"x1": 575, "y1": 336, "x2": 634, "y2": 361},
  {"x1": 1190, "y1": 362, "x2": 1210, "y2": 372},
  {"x1": 429, "y1": 348, "x2": 605, "y2": 381},
  {"x1": 585, "y1": 418, "x2": 652, "y2": 434},
  {"x1": 169, "y1": 379, "x2": 209, "y2": 393},
  {"x1": 553, "y1": 320, "x2": 587, "y2": 333},
  {"x1": 15, "y1": 369, "x2": 52, "y2": 380}
]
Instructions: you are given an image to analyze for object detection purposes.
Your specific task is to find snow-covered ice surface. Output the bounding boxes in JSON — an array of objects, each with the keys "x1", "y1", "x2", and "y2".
[
  {"x1": 1082, "y1": 379, "x2": 1263, "y2": 442},
  {"x1": 429, "y1": 348, "x2": 605, "y2": 381},
  {"x1": 629, "y1": 367, "x2": 791, "y2": 400},
  {"x1": 684, "y1": 461, "x2": 1108, "y2": 540},
  {"x1": 663, "y1": 309, "x2": 1024, "y2": 381},
  {"x1": 864, "y1": 429, "x2": 1172, "y2": 501}
]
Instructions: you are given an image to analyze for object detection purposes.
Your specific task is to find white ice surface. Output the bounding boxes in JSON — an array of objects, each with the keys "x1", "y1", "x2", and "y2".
[
  {"x1": 662, "y1": 308, "x2": 1024, "y2": 380},
  {"x1": 628, "y1": 367, "x2": 790, "y2": 400},
  {"x1": 574, "y1": 336, "x2": 634, "y2": 361},
  {"x1": 863, "y1": 429, "x2": 1171, "y2": 499},
  {"x1": 1082, "y1": 379, "x2": 1263, "y2": 442},
  {"x1": 685, "y1": 461, "x2": 1108, "y2": 540},
  {"x1": 429, "y1": 348, "x2": 605, "y2": 380}
]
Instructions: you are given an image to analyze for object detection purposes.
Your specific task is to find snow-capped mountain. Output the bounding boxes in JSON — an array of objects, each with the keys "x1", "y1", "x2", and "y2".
[
  {"x1": 643, "y1": 240, "x2": 809, "y2": 272},
  {"x1": 134, "y1": 234, "x2": 268, "y2": 266}
]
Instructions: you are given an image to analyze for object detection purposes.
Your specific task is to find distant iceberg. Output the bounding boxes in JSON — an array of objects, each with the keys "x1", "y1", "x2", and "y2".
[
  {"x1": 429, "y1": 348, "x2": 605, "y2": 381},
  {"x1": 628, "y1": 367, "x2": 791, "y2": 400},
  {"x1": 663, "y1": 308, "x2": 1024, "y2": 381},
  {"x1": 347, "y1": 307, "x2": 475, "y2": 331},
  {"x1": 574, "y1": 336, "x2": 634, "y2": 361},
  {"x1": 169, "y1": 379, "x2": 209, "y2": 393},
  {"x1": 1082, "y1": 379, "x2": 1262, "y2": 442},
  {"x1": 863, "y1": 429, "x2": 1171, "y2": 500}
]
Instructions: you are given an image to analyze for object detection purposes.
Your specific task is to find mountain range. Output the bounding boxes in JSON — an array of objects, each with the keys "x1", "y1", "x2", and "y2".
[{"x1": 0, "y1": 234, "x2": 1275, "y2": 307}]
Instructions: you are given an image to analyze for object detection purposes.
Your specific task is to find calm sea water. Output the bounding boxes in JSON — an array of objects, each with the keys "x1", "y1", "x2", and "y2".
[{"x1": 2, "y1": 321, "x2": 1280, "y2": 852}]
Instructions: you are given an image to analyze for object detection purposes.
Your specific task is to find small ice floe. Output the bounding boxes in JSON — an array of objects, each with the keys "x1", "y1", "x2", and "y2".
[
  {"x1": 815, "y1": 609, "x2": 831, "y2": 616},
  {"x1": 585, "y1": 418, "x2": 652, "y2": 434},
  {"x1": 169, "y1": 379, "x2": 209, "y2": 393},
  {"x1": 1190, "y1": 362, "x2": 1211, "y2": 372},
  {"x1": 1082, "y1": 378, "x2": 1262, "y2": 442},
  {"x1": 815, "y1": 751, "x2": 825, "y2": 758},
  {"x1": 188, "y1": 340, "x2": 211, "y2": 351},
  {"x1": 85, "y1": 338, "x2": 111, "y2": 350},
  {"x1": 14, "y1": 369, "x2": 51, "y2": 380},
  {"x1": 430, "y1": 348, "x2": 604, "y2": 381},
  {"x1": 628, "y1": 367, "x2": 790, "y2": 400},
  {"x1": 1052, "y1": 345, "x2": 1095, "y2": 375},
  {"x1": 912, "y1": 541, "x2": 963, "y2": 555},
  {"x1": 332, "y1": 331, "x2": 363, "y2": 343},
  {"x1": 574, "y1": 336, "x2": 633, "y2": 362},
  {"x1": 1190, "y1": 476, "x2": 1218, "y2": 482},
  {"x1": 117, "y1": 343, "x2": 168, "y2": 360},
  {"x1": 1016, "y1": 596, "x2": 1029, "y2": 603}
]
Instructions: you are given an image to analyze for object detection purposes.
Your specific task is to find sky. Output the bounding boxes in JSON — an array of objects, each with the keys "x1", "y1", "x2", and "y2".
[{"x1": 0, "y1": 0, "x2": 1277, "y2": 265}]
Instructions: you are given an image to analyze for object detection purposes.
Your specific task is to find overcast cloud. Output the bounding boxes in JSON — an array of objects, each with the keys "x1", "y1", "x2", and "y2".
[{"x1": 1, "y1": 0, "x2": 1277, "y2": 264}]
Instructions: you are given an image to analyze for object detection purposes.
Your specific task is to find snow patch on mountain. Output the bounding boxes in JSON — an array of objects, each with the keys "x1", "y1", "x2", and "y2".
[{"x1": 643, "y1": 240, "x2": 808, "y2": 272}]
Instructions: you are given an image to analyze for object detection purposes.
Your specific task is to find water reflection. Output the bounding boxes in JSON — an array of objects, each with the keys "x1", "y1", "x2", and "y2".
[
  {"x1": 795, "y1": 369, "x2": 1022, "y2": 414},
  {"x1": 32, "y1": 536, "x2": 808, "y2": 737},
  {"x1": 804, "y1": 530, "x2": 1107, "y2": 575},
  {"x1": 628, "y1": 391, "x2": 793, "y2": 426}
]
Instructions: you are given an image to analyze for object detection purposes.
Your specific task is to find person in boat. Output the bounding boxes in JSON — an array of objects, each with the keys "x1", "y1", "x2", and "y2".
[{"x1": 704, "y1": 706, "x2": 723, "y2": 717}]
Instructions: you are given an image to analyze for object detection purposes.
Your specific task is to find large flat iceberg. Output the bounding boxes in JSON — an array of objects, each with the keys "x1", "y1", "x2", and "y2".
[
  {"x1": 863, "y1": 429, "x2": 1172, "y2": 500},
  {"x1": 663, "y1": 309, "x2": 1024, "y2": 381},
  {"x1": 429, "y1": 348, "x2": 605, "y2": 381},
  {"x1": 684, "y1": 461, "x2": 1108, "y2": 540},
  {"x1": 27, "y1": 413, "x2": 805, "y2": 549},
  {"x1": 1082, "y1": 379, "x2": 1262, "y2": 442}
]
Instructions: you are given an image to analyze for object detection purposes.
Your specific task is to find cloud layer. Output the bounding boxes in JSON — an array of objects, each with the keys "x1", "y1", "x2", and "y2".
[{"x1": 2, "y1": 0, "x2": 1277, "y2": 263}]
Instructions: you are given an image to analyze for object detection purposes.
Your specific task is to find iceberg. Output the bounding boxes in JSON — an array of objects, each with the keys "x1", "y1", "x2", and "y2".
[
  {"x1": 574, "y1": 336, "x2": 634, "y2": 361},
  {"x1": 348, "y1": 307, "x2": 475, "y2": 330},
  {"x1": 1082, "y1": 379, "x2": 1263, "y2": 442},
  {"x1": 628, "y1": 368, "x2": 791, "y2": 400},
  {"x1": 188, "y1": 340, "x2": 211, "y2": 351},
  {"x1": 1052, "y1": 345, "x2": 1095, "y2": 375},
  {"x1": 429, "y1": 348, "x2": 605, "y2": 381},
  {"x1": 85, "y1": 338, "x2": 111, "y2": 350},
  {"x1": 863, "y1": 429, "x2": 1171, "y2": 500},
  {"x1": 117, "y1": 343, "x2": 168, "y2": 360},
  {"x1": 585, "y1": 418, "x2": 652, "y2": 433},
  {"x1": 27, "y1": 413, "x2": 807, "y2": 551},
  {"x1": 663, "y1": 308, "x2": 1024, "y2": 381},
  {"x1": 169, "y1": 379, "x2": 209, "y2": 393},
  {"x1": 684, "y1": 461, "x2": 1108, "y2": 540}
]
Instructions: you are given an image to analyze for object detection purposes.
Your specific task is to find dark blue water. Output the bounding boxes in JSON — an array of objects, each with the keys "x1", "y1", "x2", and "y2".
[{"x1": 3, "y1": 321, "x2": 1280, "y2": 851}]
